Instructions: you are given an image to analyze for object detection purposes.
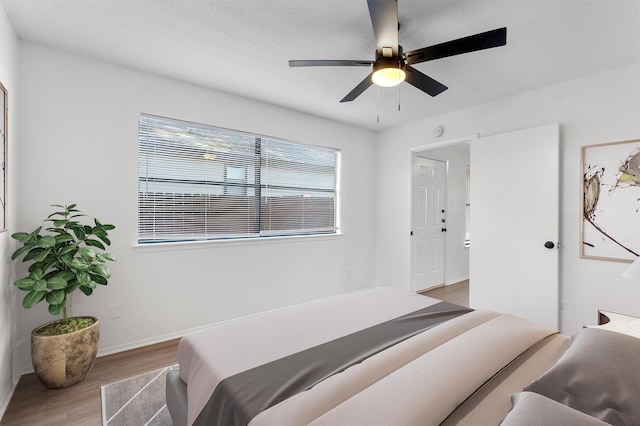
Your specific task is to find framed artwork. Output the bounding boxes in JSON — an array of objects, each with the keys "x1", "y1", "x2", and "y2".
[
  {"x1": 0, "y1": 82, "x2": 6, "y2": 233},
  {"x1": 581, "y1": 139, "x2": 640, "y2": 262}
]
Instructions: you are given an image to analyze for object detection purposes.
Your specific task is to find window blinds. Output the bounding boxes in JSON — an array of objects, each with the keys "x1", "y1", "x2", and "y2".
[{"x1": 138, "y1": 115, "x2": 338, "y2": 243}]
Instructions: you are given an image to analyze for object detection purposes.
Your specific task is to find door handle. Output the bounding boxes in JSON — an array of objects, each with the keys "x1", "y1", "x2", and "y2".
[{"x1": 544, "y1": 241, "x2": 555, "y2": 249}]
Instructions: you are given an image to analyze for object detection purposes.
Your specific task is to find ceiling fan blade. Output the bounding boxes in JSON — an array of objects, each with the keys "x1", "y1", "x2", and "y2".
[
  {"x1": 367, "y1": 0, "x2": 399, "y2": 56},
  {"x1": 289, "y1": 60, "x2": 374, "y2": 67},
  {"x1": 404, "y1": 27, "x2": 507, "y2": 65},
  {"x1": 340, "y1": 74, "x2": 374, "y2": 103},
  {"x1": 404, "y1": 65, "x2": 448, "y2": 96}
]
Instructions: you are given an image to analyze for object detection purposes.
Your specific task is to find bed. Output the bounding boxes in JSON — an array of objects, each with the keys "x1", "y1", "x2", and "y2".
[{"x1": 166, "y1": 286, "x2": 640, "y2": 426}]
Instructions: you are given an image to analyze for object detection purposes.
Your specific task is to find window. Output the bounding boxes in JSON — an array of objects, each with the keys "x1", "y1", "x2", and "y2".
[{"x1": 138, "y1": 114, "x2": 340, "y2": 243}]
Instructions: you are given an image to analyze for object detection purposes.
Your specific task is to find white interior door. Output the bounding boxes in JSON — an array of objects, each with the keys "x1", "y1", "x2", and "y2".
[
  {"x1": 411, "y1": 156, "x2": 446, "y2": 292},
  {"x1": 470, "y1": 123, "x2": 559, "y2": 330}
]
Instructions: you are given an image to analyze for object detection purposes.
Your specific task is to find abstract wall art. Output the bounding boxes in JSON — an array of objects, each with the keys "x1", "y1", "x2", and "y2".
[{"x1": 582, "y1": 139, "x2": 640, "y2": 262}]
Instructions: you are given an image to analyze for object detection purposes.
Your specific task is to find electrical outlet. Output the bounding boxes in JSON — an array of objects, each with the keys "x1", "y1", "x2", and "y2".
[{"x1": 109, "y1": 303, "x2": 121, "y2": 319}]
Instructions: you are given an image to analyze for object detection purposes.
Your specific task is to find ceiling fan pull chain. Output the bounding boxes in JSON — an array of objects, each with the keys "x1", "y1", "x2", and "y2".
[
  {"x1": 398, "y1": 86, "x2": 401, "y2": 111},
  {"x1": 377, "y1": 86, "x2": 380, "y2": 123}
]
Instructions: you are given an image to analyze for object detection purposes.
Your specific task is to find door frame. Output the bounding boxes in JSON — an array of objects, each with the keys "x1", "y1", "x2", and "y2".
[{"x1": 409, "y1": 134, "x2": 477, "y2": 293}]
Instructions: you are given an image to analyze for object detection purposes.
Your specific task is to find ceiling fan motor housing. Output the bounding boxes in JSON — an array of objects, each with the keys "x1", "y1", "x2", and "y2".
[{"x1": 374, "y1": 45, "x2": 404, "y2": 70}]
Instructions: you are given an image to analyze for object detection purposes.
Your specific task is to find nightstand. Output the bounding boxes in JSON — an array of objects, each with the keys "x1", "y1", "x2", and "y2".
[{"x1": 590, "y1": 310, "x2": 640, "y2": 338}]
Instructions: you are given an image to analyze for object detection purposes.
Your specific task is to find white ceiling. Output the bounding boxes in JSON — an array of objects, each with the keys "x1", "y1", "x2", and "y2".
[{"x1": 2, "y1": 0, "x2": 639, "y2": 131}]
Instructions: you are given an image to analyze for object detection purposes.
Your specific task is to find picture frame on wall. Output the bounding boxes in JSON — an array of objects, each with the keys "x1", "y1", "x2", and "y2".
[
  {"x1": 581, "y1": 139, "x2": 640, "y2": 262},
  {"x1": 0, "y1": 81, "x2": 6, "y2": 233}
]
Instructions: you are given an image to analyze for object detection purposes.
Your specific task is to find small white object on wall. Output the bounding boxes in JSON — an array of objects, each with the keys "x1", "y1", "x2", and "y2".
[{"x1": 622, "y1": 257, "x2": 640, "y2": 280}]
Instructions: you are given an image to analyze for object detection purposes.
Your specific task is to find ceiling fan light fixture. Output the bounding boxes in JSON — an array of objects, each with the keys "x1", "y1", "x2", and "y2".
[
  {"x1": 372, "y1": 67, "x2": 406, "y2": 87},
  {"x1": 372, "y1": 56, "x2": 406, "y2": 87}
]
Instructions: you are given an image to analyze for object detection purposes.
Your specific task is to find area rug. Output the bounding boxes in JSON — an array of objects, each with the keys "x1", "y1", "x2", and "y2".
[{"x1": 101, "y1": 365, "x2": 177, "y2": 426}]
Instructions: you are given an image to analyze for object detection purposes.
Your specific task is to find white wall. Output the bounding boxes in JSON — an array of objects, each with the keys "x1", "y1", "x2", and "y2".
[
  {"x1": 13, "y1": 42, "x2": 377, "y2": 374},
  {"x1": 415, "y1": 145, "x2": 470, "y2": 285},
  {"x1": 375, "y1": 63, "x2": 640, "y2": 335},
  {"x1": 0, "y1": 1, "x2": 19, "y2": 417}
]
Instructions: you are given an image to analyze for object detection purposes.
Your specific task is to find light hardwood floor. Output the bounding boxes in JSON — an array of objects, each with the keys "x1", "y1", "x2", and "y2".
[
  {"x1": 2, "y1": 282, "x2": 469, "y2": 425},
  {"x1": 1, "y1": 339, "x2": 179, "y2": 426},
  {"x1": 419, "y1": 279, "x2": 469, "y2": 307}
]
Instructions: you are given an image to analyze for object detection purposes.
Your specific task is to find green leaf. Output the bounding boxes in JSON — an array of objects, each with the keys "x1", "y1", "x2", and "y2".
[
  {"x1": 47, "y1": 276, "x2": 68, "y2": 290},
  {"x1": 80, "y1": 287, "x2": 93, "y2": 296},
  {"x1": 61, "y1": 254, "x2": 74, "y2": 268},
  {"x1": 30, "y1": 268, "x2": 44, "y2": 281},
  {"x1": 89, "y1": 264, "x2": 111, "y2": 279},
  {"x1": 90, "y1": 274, "x2": 108, "y2": 285},
  {"x1": 59, "y1": 243, "x2": 78, "y2": 256},
  {"x1": 15, "y1": 278, "x2": 35, "y2": 290},
  {"x1": 33, "y1": 279, "x2": 47, "y2": 292},
  {"x1": 54, "y1": 234, "x2": 74, "y2": 244},
  {"x1": 45, "y1": 227, "x2": 67, "y2": 234},
  {"x1": 77, "y1": 271, "x2": 91, "y2": 286},
  {"x1": 27, "y1": 226, "x2": 43, "y2": 239},
  {"x1": 65, "y1": 281, "x2": 80, "y2": 293},
  {"x1": 11, "y1": 245, "x2": 32, "y2": 261},
  {"x1": 36, "y1": 236, "x2": 56, "y2": 248},
  {"x1": 34, "y1": 248, "x2": 52, "y2": 263},
  {"x1": 70, "y1": 258, "x2": 90, "y2": 270},
  {"x1": 23, "y1": 290, "x2": 45, "y2": 309},
  {"x1": 48, "y1": 303, "x2": 65, "y2": 316},
  {"x1": 28, "y1": 263, "x2": 44, "y2": 274},
  {"x1": 77, "y1": 247, "x2": 96, "y2": 260},
  {"x1": 23, "y1": 248, "x2": 45, "y2": 262},
  {"x1": 54, "y1": 270, "x2": 76, "y2": 281},
  {"x1": 52, "y1": 220, "x2": 68, "y2": 227},
  {"x1": 46, "y1": 290, "x2": 65, "y2": 305},
  {"x1": 71, "y1": 227, "x2": 86, "y2": 240},
  {"x1": 102, "y1": 224, "x2": 116, "y2": 231},
  {"x1": 97, "y1": 253, "x2": 117, "y2": 262},
  {"x1": 84, "y1": 239, "x2": 106, "y2": 250},
  {"x1": 40, "y1": 260, "x2": 58, "y2": 273},
  {"x1": 11, "y1": 232, "x2": 31, "y2": 243}
]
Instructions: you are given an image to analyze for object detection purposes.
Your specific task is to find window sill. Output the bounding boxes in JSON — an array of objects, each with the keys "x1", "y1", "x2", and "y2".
[{"x1": 132, "y1": 232, "x2": 343, "y2": 252}]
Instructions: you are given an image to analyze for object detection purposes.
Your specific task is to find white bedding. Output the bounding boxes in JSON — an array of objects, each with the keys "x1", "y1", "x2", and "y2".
[{"x1": 177, "y1": 287, "x2": 566, "y2": 426}]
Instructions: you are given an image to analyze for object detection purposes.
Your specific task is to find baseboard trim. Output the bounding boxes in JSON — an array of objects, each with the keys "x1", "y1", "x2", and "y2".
[
  {"x1": 14, "y1": 289, "x2": 373, "y2": 377},
  {"x1": 98, "y1": 289, "x2": 373, "y2": 358},
  {"x1": 0, "y1": 375, "x2": 20, "y2": 421},
  {"x1": 446, "y1": 276, "x2": 469, "y2": 286}
]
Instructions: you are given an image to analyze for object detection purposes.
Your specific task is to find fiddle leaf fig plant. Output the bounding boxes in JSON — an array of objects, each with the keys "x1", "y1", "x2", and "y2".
[{"x1": 11, "y1": 204, "x2": 116, "y2": 320}]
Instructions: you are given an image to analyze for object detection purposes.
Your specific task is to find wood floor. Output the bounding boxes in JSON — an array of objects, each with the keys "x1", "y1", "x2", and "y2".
[
  {"x1": 1, "y1": 339, "x2": 180, "y2": 426},
  {"x1": 1, "y1": 282, "x2": 469, "y2": 425},
  {"x1": 419, "y1": 279, "x2": 470, "y2": 307}
]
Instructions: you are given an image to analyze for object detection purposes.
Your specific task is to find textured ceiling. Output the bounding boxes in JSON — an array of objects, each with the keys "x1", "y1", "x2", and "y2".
[{"x1": 2, "y1": 0, "x2": 639, "y2": 131}]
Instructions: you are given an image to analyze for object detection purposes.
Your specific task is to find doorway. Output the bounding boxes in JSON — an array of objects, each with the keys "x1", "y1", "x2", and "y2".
[{"x1": 410, "y1": 142, "x2": 471, "y2": 293}]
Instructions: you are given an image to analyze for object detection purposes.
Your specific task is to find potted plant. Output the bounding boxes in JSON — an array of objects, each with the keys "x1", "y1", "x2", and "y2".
[{"x1": 11, "y1": 204, "x2": 116, "y2": 388}]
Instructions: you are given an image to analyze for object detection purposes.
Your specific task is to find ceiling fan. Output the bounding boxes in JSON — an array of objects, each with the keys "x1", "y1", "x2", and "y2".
[{"x1": 289, "y1": 0, "x2": 507, "y2": 103}]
